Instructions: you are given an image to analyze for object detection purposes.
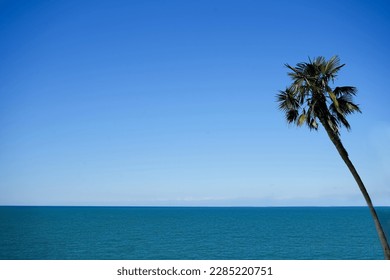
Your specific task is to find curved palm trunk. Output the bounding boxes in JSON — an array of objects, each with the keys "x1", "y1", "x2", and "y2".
[{"x1": 320, "y1": 119, "x2": 390, "y2": 260}]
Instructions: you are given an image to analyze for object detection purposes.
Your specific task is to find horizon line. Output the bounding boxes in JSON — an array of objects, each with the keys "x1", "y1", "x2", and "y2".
[{"x1": 1, "y1": 204, "x2": 387, "y2": 208}]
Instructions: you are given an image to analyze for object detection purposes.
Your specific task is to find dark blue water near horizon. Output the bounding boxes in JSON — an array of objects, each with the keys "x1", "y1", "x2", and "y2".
[{"x1": 1, "y1": 206, "x2": 389, "y2": 260}]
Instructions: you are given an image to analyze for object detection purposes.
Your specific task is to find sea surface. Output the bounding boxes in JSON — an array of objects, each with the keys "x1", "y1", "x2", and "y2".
[{"x1": 1, "y1": 206, "x2": 389, "y2": 260}]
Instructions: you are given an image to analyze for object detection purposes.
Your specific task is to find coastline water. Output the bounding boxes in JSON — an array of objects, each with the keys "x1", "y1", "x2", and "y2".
[{"x1": 0, "y1": 206, "x2": 388, "y2": 260}]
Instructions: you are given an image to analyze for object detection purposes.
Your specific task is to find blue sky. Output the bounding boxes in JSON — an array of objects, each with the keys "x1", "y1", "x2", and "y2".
[{"x1": 0, "y1": 0, "x2": 389, "y2": 206}]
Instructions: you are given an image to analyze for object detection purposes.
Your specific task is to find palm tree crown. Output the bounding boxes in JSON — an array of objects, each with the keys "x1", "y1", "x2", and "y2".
[{"x1": 277, "y1": 55, "x2": 361, "y2": 135}]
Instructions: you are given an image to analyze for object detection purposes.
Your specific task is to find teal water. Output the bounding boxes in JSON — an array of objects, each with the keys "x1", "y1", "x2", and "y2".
[{"x1": 0, "y1": 206, "x2": 389, "y2": 260}]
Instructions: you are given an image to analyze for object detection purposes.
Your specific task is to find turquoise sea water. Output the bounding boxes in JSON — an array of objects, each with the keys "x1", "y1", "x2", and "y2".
[{"x1": 0, "y1": 206, "x2": 389, "y2": 260}]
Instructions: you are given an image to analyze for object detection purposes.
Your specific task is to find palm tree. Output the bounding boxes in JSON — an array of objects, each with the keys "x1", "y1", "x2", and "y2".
[{"x1": 277, "y1": 55, "x2": 390, "y2": 260}]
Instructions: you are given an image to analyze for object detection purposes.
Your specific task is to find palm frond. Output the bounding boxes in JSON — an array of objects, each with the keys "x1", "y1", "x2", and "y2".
[
  {"x1": 302, "y1": 107, "x2": 319, "y2": 130},
  {"x1": 297, "y1": 112, "x2": 307, "y2": 126},
  {"x1": 345, "y1": 102, "x2": 361, "y2": 113},
  {"x1": 329, "y1": 96, "x2": 361, "y2": 131},
  {"x1": 286, "y1": 109, "x2": 299, "y2": 123},
  {"x1": 327, "y1": 114, "x2": 340, "y2": 134},
  {"x1": 324, "y1": 55, "x2": 344, "y2": 78},
  {"x1": 334, "y1": 95, "x2": 362, "y2": 115},
  {"x1": 334, "y1": 86, "x2": 357, "y2": 96},
  {"x1": 327, "y1": 89, "x2": 341, "y2": 114},
  {"x1": 336, "y1": 112, "x2": 351, "y2": 130},
  {"x1": 276, "y1": 88, "x2": 299, "y2": 112},
  {"x1": 309, "y1": 118, "x2": 318, "y2": 130}
]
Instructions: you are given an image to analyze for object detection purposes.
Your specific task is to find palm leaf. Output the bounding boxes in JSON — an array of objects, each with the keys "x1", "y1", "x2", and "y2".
[
  {"x1": 327, "y1": 89, "x2": 342, "y2": 114},
  {"x1": 310, "y1": 118, "x2": 318, "y2": 130},
  {"x1": 334, "y1": 86, "x2": 357, "y2": 96},
  {"x1": 286, "y1": 109, "x2": 299, "y2": 123},
  {"x1": 277, "y1": 88, "x2": 299, "y2": 112},
  {"x1": 297, "y1": 113, "x2": 307, "y2": 126}
]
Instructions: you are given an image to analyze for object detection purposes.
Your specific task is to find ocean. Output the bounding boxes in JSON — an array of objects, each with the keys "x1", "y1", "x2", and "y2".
[{"x1": 0, "y1": 206, "x2": 389, "y2": 260}]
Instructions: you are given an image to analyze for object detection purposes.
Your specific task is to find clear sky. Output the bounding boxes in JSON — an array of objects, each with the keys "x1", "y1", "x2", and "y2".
[{"x1": 0, "y1": 0, "x2": 389, "y2": 206}]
